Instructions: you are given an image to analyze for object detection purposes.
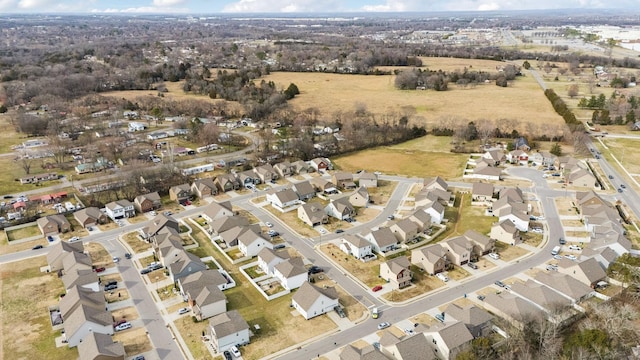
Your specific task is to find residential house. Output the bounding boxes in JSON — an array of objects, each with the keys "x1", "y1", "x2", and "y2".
[
  {"x1": 568, "y1": 168, "x2": 596, "y2": 188},
  {"x1": 292, "y1": 181, "x2": 316, "y2": 201},
  {"x1": 219, "y1": 225, "x2": 260, "y2": 248},
  {"x1": 424, "y1": 321, "x2": 474, "y2": 359},
  {"x1": 169, "y1": 184, "x2": 192, "y2": 203},
  {"x1": 208, "y1": 310, "x2": 250, "y2": 353},
  {"x1": 380, "y1": 256, "x2": 412, "y2": 289},
  {"x1": 214, "y1": 173, "x2": 241, "y2": 193},
  {"x1": 471, "y1": 182, "x2": 494, "y2": 205},
  {"x1": 298, "y1": 202, "x2": 329, "y2": 227},
  {"x1": 188, "y1": 284, "x2": 227, "y2": 321},
  {"x1": 497, "y1": 206, "x2": 529, "y2": 232},
  {"x1": 463, "y1": 230, "x2": 495, "y2": 256},
  {"x1": 77, "y1": 332, "x2": 125, "y2": 360},
  {"x1": 339, "y1": 344, "x2": 389, "y2": 360},
  {"x1": 310, "y1": 177, "x2": 337, "y2": 194},
  {"x1": 105, "y1": 200, "x2": 135, "y2": 220},
  {"x1": 141, "y1": 213, "x2": 180, "y2": 239},
  {"x1": 37, "y1": 214, "x2": 71, "y2": 236},
  {"x1": 380, "y1": 331, "x2": 437, "y2": 360},
  {"x1": 507, "y1": 149, "x2": 529, "y2": 166},
  {"x1": 365, "y1": 227, "x2": 399, "y2": 254},
  {"x1": 444, "y1": 303, "x2": 493, "y2": 338},
  {"x1": 238, "y1": 230, "x2": 273, "y2": 258},
  {"x1": 332, "y1": 172, "x2": 356, "y2": 190},
  {"x1": 499, "y1": 187, "x2": 524, "y2": 202},
  {"x1": 556, "y1": 257, "x2": 606, "y2": 288},
  {"x1": 555, "y1": 156, "x2": 579, "y2": 171},
  {"x1": 390, "y1": 218, "x2": 419, "y2": 243},
  {"x1": 47, "y1": 241, "x2": 85, "y2": 273},
  {"x1": 274, "y1": 161, "x2": 294, "y2": 178},
  {"x1": 179, "y1": 269, "x2": 230, "y2": 296},
  {"x1": 266, "y1": 188, "x2": 300, "y2": 210},
  {"x1": 147, "y1": 131, "x2": 168, "y2": 140},
  {"x1": 530, "y1": 151, "x2": 557, "y2": 167},
  {"x1": 254, "y1": 164, "x2": 278, "y2": 183},
  {"x1": 273, "y1": 257, "x2": 308, "y2": 290},
  {"x1": 510, "y1": 280, "x2": 572, "y2": 313},
  {"x1": 423, "y1": 201, "x2": 445, "y2": 224},
  {"x1": 59, "y1": 285, "x2": 105, "y2": 321},
  {"x1": 236, "y1": 170, "x2": 260, "y2": 188},
  {"x1": 308, "y1": 157, "x2": 332, "y2": 172},
  {"x1": 472, "y1": 164, "x2": 502, "y2": 181},
  {"x1": 339, "y1": 234, "x2": 374, "y2": 261},
  {"x1": 349, "y1": 186, "x2": 370, "y2": 207},
  {"x1": 128, "y1": 122, "x2": 146, "y2": 132},
  {"x1": 325, "y1": 197, "x2": 356, "y2": 220},
  {"x1": 423, "y1": 176, "x2": 449, "y2": 192},
  {"x1": 134, "y1": 192, "x2": 161, "y2": 213},
  {"x1": 482, "y1": 292, "x2": 545, "y2": 327},
  {"x1": 62, "y1": 251, "x2": 93, "y2": 273},
  {"x1": 580, "y1": 247, "x2": 619, "y2": 271},
  {"x1": 155, "y1": 232, "x2": 185, "y2": 265},
  {"x1": 442, "y1": 236, "x2": 473, "y2": 265},
  {"x1": 533, "y1": 272, "x2": 593, "y2": 303},
  {"x1": 482, "y1": 150, "x2": 506, "y2": 165},
  {"x1": 358, "y1": 171, "x2": 378, "y2": 188},
  {"x1": 513, "y1": 137, "x2": 531, "y2": 151},
  {"x1": 61, "y1": 269, "x2": 100, "y2": 292},
  {"x1": 407, "y1": 209, "x2": 431, "y2": 233},
  {"x1": 74, "y1": 157, "x2": 109, "y2": 175},
  {"x1": 257, "y1": 248, "x2": 290, "y2": 275},
  {"x1": 210, "y1": 216, "x2": 250, "y2": 236},
  {"x1": 490, "y1": 220, "x2": 522, "y2": 245},
  {"x1": 168, "y1": 251, "x2": 208, "y2": 282},
  {"x1": 191, "y1": 178, "x2": 218, "y2": 198},
  {"x1": 411, "y1": 244, "x2": 447, "y2": 275},
  {"x1": 202, "y1": 201, "x2": 234, "y2": 223},
  {"x1": 63, "y1": 304, "x2": 113, "y2": 347},
  {"x1": 19, "y1": 172, "x2": 58, "y2": 185},
  {"x1": 292, "y1": 160, "x2": 313, "y2": 174},
  {"x1": 292, "y1": 281, "x2": 340, "y2": 320}
]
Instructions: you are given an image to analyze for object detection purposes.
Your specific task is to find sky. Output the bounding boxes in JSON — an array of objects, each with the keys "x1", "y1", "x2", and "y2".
[{"x1": 0, "y1": 0, "x2": 636, "y2": 14}]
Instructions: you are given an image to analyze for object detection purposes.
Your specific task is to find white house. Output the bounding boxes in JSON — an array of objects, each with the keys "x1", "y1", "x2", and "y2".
[
  {"x1": 324, "y1": 197, "x2": 355, "y2": 220},
  {"x1": 423, "y1": 202, "x2": 445, "y2": 224},
  {"x1": 63, "y1": 304, "x2": 113, "y2": 347},
  {"x1": 266, "y1": 188, "x2": 300, "y2": 210},
  {"x1": 208, "y1": 310, "x2": 250, "y2": 353},
  {"x1": 497, "y1": 207, "x2": 529, "y2": 232},
  {"x1": 365, "y1": 227, "x2": 399, "y2": 254},
  {"x1": 273, "y1": 257, "x2": 308, "y2": 291},
  {"x1": 338, "y1": 234, "x2": 374, "y2": 261},
  {"x1": 238, "y1": 230, "x2": 273, "y2": 258},
  {"x1": 257, "y1": 248, "x2": 289, "y2": 275},
  {"x1": 104, "y1": 200, "x2": 135, "y2": 220},
  {"x1": 507, "y1": 150, "x2": 529, "y2": 166},
  {"x1": 292, "y1": 281, "x2": 340, "y2": 320},
  {"x1": 128, "y1": 122, "x2": 146, "y2": 132}
]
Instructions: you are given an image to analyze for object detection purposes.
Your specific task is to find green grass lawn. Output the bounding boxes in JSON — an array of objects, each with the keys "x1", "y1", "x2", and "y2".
[
  {"x1": 6, "y1": 224, "x2": 41, "y2": 241},
  {"x1": 439, "y1": 193, "x2": 496, "y2": 240}
]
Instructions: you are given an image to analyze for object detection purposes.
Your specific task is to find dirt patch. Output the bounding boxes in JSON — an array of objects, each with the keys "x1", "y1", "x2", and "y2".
[
  {"x1": 123, "y1": 232, "x2": 153, "y2": 253},
  {"x1": 85, "y1": 242, "x2": 115, "y2": 268},
  {"x1": 555, "y1": 197, "x2": 577, "y2": 216},
  {"x1": 320, "y1": 243, "x2": 386, "y2": 287},
  {"x1": 111, "y1": 306, "x2": 139, "y2": 324},
  {"x1": 447, "y1": 266, "x2": 471, "y2": 281},
  {"x1": 112, "y1": 327, "x2": 153, "y2": 357},
  {"x1": 314, "y1": 277, "x2": 367, "y2": 322},
  {"x1": 105, "y1": 288, "x2": 130, "y2": 303},
  {"x1": 382, "y1": 266, "x2": 445, "y2": 302},
  {"x1": 494, "y1": 242, "x2": 530, "y2": 261}
]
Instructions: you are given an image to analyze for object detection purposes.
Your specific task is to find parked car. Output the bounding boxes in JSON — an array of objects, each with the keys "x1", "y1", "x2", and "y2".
[
  {"x1": 553, "y1": 254, "x2": 563, "y2": 260},
  {"x1": 113, "y1": 257, "x2": 120, "y2": 263},
  {"x1": 387, "y1": 215, "x2": 395, "y2": 220},
  {"x1": 568, "y1": 245, "x2": 582, "y2": 251},
  {"x1": 114, "y1": 322, "x2": 132, "y2": 332},
  {"x1": 140, "y1": 268, "x2": 152, "y2": 275},
  {"x1": 133, "y1": 356, "x2": 145, "y2": 360},
  {"x1": 265, "y1": 222, "x2": 273, "y2": 228},
  {"x1": 609, "y1": 175, "x2": 614, "y2": 179},
  {"x1": 125, "y1": 253, "x2": 132, "y2": 259},
  {"x1": 334, "y1": 306, "x2": 346, "y2": 318},
  {"x1": 377, "y1": 322, "x2": 391, "y2": 330},
  {"x1": 564, "y1": 254, "x2": 577, "y2": 261},
  {"x1": 94, "y1": 267, "x2": 106, "y2": 273},
  {"x1": 69, "y1": 236, "x2": 80, "y2": 242},
  {"x1": 223, "y1": 351, "x2": 232, "y2": 360},
  {"x1": 546, "y1": 264, "x2": 558, "y2": 271},
  {"x1": 178, "y1": 307, "x2": 190, "y2": 315},
  {"x1": 477, "y1": 295, "x2": 486, "y2": 301},
  {"x1": 47, "y1": 235, "x2": 54, "y2": 242},
  {"x1": 104, "y1": 284, "x2": 118, "y2": 291},
  {"x1": 113, "y1": 319, "x2": 127, "y2": 327},
  {"x1": 404, "y1": 328, "x2": 415, "y2": 336},
  {"x1": 230, "y1": 345, "x2": 241, "y2": 358},
  {"x1": 372, "y1": 285, "x2": 383, "y2": 292},
  {"x1": 618, "y1": 188, "x2": 623, "y2": 193},
  {"x1": 436, "y1": 273, "x2": 449, "y2": 282},
  {"x1": 467, "y1": 262, "x2": 478, "y2": 270},
  {"x1": 273, "y1": 244, "x2": 286, "y2": 250},
  {"x1": 559, "y1": 237, "x2": 566, "y2": 245},
  {"x1": 335, "y1": 229, "x2": 344, "y2": 233},
  {"x1": 494, "y1": 280, "x2": 506, "y2": 288},
  {"x1": 307, "y1": 266, "x2": 323, "y2": 274},
  {"x1": 488, "y1": 253, "x2": 500, "y2": 260},
  {"x1": 32, "y1": 245, "x2": 43, "y2": 250},
  {"x1": 621, "y1": 184, "x2": 626, "y2": 189}
]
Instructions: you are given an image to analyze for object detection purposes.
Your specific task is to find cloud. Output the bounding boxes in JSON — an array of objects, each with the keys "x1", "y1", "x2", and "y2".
[
  {"x1": 153, "y1": 0, "x2": 187, "y2": 6},
  {"x1": 97, "y1": 6, "x2": 190, "y2": 13},
  {"x1": 18, "y1": 0, "x2": 51, "y2": 9},
  {"x1": 0, "y1": 0, "x2": 17, "y2": 12},
  {"x1": 223, "y1": 0, "x2": 343, "y2": 13}
]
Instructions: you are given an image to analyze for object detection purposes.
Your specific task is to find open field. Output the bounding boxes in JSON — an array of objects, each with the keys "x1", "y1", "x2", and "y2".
[
  {"x1": 382, "y1": 265, "x2": 445, "y2": 303},
  {"x1": 320, "y1": 243, "x2": 389, "y2": 288},
  {"x1": 0, "y1": 256, "x2": 78, "y2": 360},
  {"x1": 258, "y1": 70, "x2": 563, "y2": 129},
  {"x1": 333, "y1": 145, "x2": 467, "y2": 179},
  {"x1": 6, "y1": 224, "x2": 40, "y2": 241},
  {"x1": 440, "y1": 193, "x2": 496, "y2": 239}
]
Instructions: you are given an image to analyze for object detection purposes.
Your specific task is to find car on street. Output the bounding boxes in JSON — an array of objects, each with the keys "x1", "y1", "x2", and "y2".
[
  {"x1": 114, "y1": 322, "x2": 132, "y2": 332},
  {"x1": 387, "y1": 215, "x2": 395, "y2": 220},
  {"x1": 618, "y1": 188, "x2": 623, "y2": 193},
  {"x1": 230, "y1": 345, "x2": 241, "y2": 358},
  {"x1": 494, "y1": 280, "x2": 506, "y2": 288},
  {"x1": 125, "y1": 253, "x2": 132, "y2": 259},
  {"x1": 559, "y1": 237, "x2": 566, "y2": 245},
  {"x1": 335, "y1": 229, "x2": 344, "y2": 233},
  {"x1": 477, "y1": 295, "x2": 486, "y2": 301},
  {"x1": 377, "y1": 322, "x2": 391, "y2": 330},
  {"x1": 223, "y1": 351, "x2": 232, "y2": 360},
  {"x1": 178, "y1": 307, "x2": 190, "y2": 315},
  {"x1": 372, "y1": 285, "x2": 383, "y2": 292},
  {"x1": 609, "y1": 175, "x2": 614, "y2": 179},
  {"x1": 621, "y1": 184, "x2": 626, "y2": 189},
  {"x1": 265, "y1": 222, "x2": 273, "y2": 228},
  {"x1": 113, "y1": 257, "x2": 120, "y2": 263},
  {"x1": 32, "y1": 245, "x2": 43, "y2": 250},
  {"x1": 488, "y1": 253, "x2": 500, "y2": 260}
]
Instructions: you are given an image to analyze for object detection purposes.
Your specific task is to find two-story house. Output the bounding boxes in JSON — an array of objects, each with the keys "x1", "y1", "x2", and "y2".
[{"x1": 380, "y1": 256, "x2": 412, "y2": 289}]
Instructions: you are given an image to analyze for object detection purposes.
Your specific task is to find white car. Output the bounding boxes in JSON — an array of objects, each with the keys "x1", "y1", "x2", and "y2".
[
  {"x1": 568, "y1": 245, "x2": 582, "y2": 251},
  {"x1": 150, "y1": 211, "x2": 157, "y2": 216},
  {"x1": 404, "y1": 328, "x2": 415, "y2": 336},
  {"x1": 178, "y1": 307, "x2": 190, "y2": 315},
  {"x1": 436, "y1": 273, "x2": 449, "y2": 282},
  {"x1": 377, "y1": 322, "x2": 391, "y2": 330},
  {"x1": 113, "y1": 257, "x2": 120, "y2": 263},
  {"x1": 265, "y1": 222, "x2": 273, "y2": 228},
  {"x1": 564, "y1": 254, "x2": 577, "y2": 261},
  {"x1": 319, "y1": 228, "x2": 327, "y2": 234},
  {"x1": 230, "y1": 345, "x2": 241, "y2": 357},
  {"x1": 114, "y1": 322, "x2": 132, "y2": 331},
  {"x1": 69, "y1": 236, "x2": 80, "y2": 242},
  {"x1": 488, "y1": 253, "x2": 500, "y2": 260}
]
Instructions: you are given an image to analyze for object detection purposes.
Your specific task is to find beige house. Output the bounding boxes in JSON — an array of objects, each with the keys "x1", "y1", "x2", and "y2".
[
  {"x1": 411, "y1": 244, "x2": 447, "y2": 275},
  {"x1": 169, "y1": 183, "x2": 192, "y2": 203},
  {"x1": 490, "y1": 220, "x2": 521, "y2": 245},
  {"x1": 73, "y1": 207, "x2": 108, "y2": 228},
  {"x1": 349, "y1": 186, "x2": 370, "y2": 207},
  {"x1": 298, "y1": 202, "x2": 329, "y2": 227},
  {"x1": 442, "y1": 236, "x2": 473, "y2": 265},
  {"x1": 471, "y1": 182, "x2": 494, "y2": 205},
  {"x1": 191, "y1": 178, "x2": 218, "y2": 198},
  {"x1": 463, "y1": 229, "x2": 495, "y2": 256},
  {"x1": 358, "y1": 171, "x2": 378, "y2": 188},
  {"x1": 390, "y1": 218, "x2": 419, "y2": 243},
  {"x1": 77, "y1": 332, "x2": 125, "y2": 360},
  {"x1": 380, "y1": 256, "x2": 412, "y2": 289}
]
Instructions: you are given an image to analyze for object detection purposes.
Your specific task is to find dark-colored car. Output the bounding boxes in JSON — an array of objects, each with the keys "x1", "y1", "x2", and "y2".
[
  {"x1": 494, "y1": 280, "x2": 506, "y2": 288},
  {"x1": 609, "y1": 175, "x2": 614, "y2": 179},
  {"x1": 105, "y1": 280, "x2": 117, "y2": 287},
  {"x1": 132, "y1": 356, "x2": 145, "y2": 360},
  {"x1": 334, "y1": 306, "x2": 346, "y2": 318},
  {"x1": 273, "y1": 244, "x2": 286, "y2": 250},
  {"x1": 140, "y1": 268, "x2": 152, "y2": 275},
  {"x1": 104, "y1": 284, "x2": 118, "y2": 291},
  {"x1": 559, "y1": 237, "x2": 566, "y2": 245},
  {"x1": 223, "y1": 351, "x2": 232, "y2": 360},
  {"x1": 477, "y1": 295, "x2": 486, "y2": 301},
  {"x1": 335, "y1": 229, "x2": 344, "y2": 233},
  {"x1": 125, "y1": 253, "x2": 132, "y2": 259},
  {"x1": 467, "y1": 262, "x2": 478, "y2": 270},
  {"x1": 618, "y1": 188, "x2": 623, "y2": 193},
  {"x1": 307, "y1": 266, "x2": 323, "y2": 274},
  {"x1": 32, "y1": 245, "x2": 43, "y2": 250}
]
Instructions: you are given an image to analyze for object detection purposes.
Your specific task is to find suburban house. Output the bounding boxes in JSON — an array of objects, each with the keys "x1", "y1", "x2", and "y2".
[
  {"x1": 61, "y1": 269, "x2": 99, "y2": 292},
  {"x1": 471, "y1": 182, "x2": 495, "y2": 205},
  {"x1": 208, "y1": 310, "x2": 250, "y2": 353},
  {"x1": 155, "y1": 232, "x2": 185, "y2": 265},
  {"x1": 463, "y1": 230, "x2": 495, "y2": 256},
  {"x1": 63, "y1": 304, "x2": 113, "y2": 347},
  {"x1": 179, "y1": 269, "x2": 230, "y2": 296},
  {"x1": 210, "y1": 216, "x2": 250, "y2": 236},
  {"x1": 415, "y1": 188, "x2": 453, "y2": 208},
  {"x1": 442, "y1": 236, "x2": 473, "y2": 265},
  {"x1": 168, "y1": 251, "x2": 208, "y2": 282},
  {"x1": 292, "y1": 160, "x2": 313, "y2": 174},
  {"x1": 47, "y1": 241, "x2": 85, "y2": 273},
  {"x1": 472, "y1": 163, "x2": 503, "y2": 181},
  {"x1": 358, "y1": 171, "x2": 378, "y2": 188},
  {"x1": 534, "y1": 272, "x2": 593, "y2": 303},
  {"x1": 191, "y1": 178, "x2": 218, "y2": 198},
  {"x1": 310, "y1": 177, "x2": 337, "y2": 194},
  {"x1": 444, "y1": 303, "x2": 494, "y2": 338},
  {"x1": 407, "y1": 209, "x2": 432, "y2": 233},
  {"x1": 74, "y1": 157, "x2": 110, "y2": 175},
  {"x1": 20, "y1": 172, "x2": 58, "y2": 185},
  {"x1": 390, "y1": 218, "x2": 419, "y2": 243},
  {"x1": 380, "y1": 256, "x2": 412, "y2": 289},
  {"x1": 202, "y1": 201, "x2": 234, "y2": 222},
  {"x1": 497, "y1": 206, "x2": 530, "y2": 232},
  {"x1": 339, "y1": 234, "x2": 374, "y2": 261},
  {"x1": 134, "y1": 192, "x2": 162, "y2": 213},
  {"x1": 411, "y1": 244, "x2": 448, "y2": 275},
  {"x1": 237, "y1": 170, "x2": 260, "y2": 188},
  {"x1": 105, "y1": 199, "x2": 135, "y2": 220},
  {"x1": 219, "y1": 225, "x2": 260, "y2": 248},
  {"x1": 510, "y1": 280, "x2": 572, "y2": 313},
  {"x1": 339, "y1": 344, "x2": 387, "y2": 360},
  {"x1": 238, "y1": 230, "x2": 273, "y2": 258},
  {"x1": 308, "y1": 157, "x2": 332, "y2": 172},
  {"x1": 513, "y1": 137, "x2": 531, "y2": 151},
  {"x1": 332, "y1": 172, "x2": 357, "y2": 189},
  {"x1": 266, "y1": 188, "x2": 300, "y2": 210},
  {"x1": 274, "y1": 161, "x2": 294, "y2": 178},
  {"x1": 490, "y1": 220, "x2": 522, "y2": 245},
  {"x1": 292, "y1": 181, "x2": 316, "y2": 201},
  {"x1": 214, "y1": 173, "x2": 241, "y2": 193},
  {"x1": 424, "y1": 321, "x2": 474, "y2": 359},
  {"x1": 507, "y1": 149, "x2": 529, "y2": 166},
  {"x1": 556, "y1": 257, "x2": 607, "y2": 288},
  {"x1": 423, "y1": 201, "x2": 445, "y2": 224},
  {"x1": 169, "y1": 184, "x2": 192, "y2": 203},
  {"x1": 482, "y1": 149, "x2": 506, "y2": 165},
  {"x1": 141, "y1": 213, "x2": 180, "y2": 239},
  {"x1": 128, "y1": 121, "x2": 146, "y2": 132},
  {"x1": 365, "y1": 227, "x2": 399, "y2": 254},
  {"x1": 37, "y1": 214, "x2": 71, "y2": 236},
  {"x1": 580, "y1": 247, "x2": 619, "y2": 271},
  {"x1": 499, "y1": 187, "x2": 524, "y2": 203},
  {"x1": 423, "y1": 176, "x2": 449, "y2": 192},
  {"x1": 257, "y1": 248, "x2": 290, "y2": 275},
  {"x1": 273, "y1": 257, "x2": 308, "y2": 291},
  {"x1": 77, "y1": 332, "x2": 125, "y2": 360},
  {"x1": 187, "y1": 284, "x2": 227, "y2": 321},
  {"x1": 62, "y1": 251, "x2": 93, "y2": 273},
  {"x1": 73, "y1": 207, "x2": 108, "y2": 228},
  {"x1": 567, "y1": 168, "x2": 596, "y2": 188},
  {"x1": 254, "y1": 164, "x2": 279, "y2": 183},
  {"x1": 380, "y1": 330, "x2": 437, "y2": 360},
  {"x1": 325, "y1": 197, "x2": 356, "y2": 220},
  {"x1": 530, "y1": 151, "x2": 557, "y2": 167},
  {"x1": 349, "y1": 186, "x2": 370, "y2": 207},
  {"x1": 482, "y1": 292, "x2": 545, "y2": 328},
  {"x1": 291, "y1": 281, "x2": 340, "y2": 320}
]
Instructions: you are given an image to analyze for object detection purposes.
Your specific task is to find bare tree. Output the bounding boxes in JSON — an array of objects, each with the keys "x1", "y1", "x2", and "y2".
[{"x1": 568, "y1": 84, "x2": 580, "y2": 98}]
